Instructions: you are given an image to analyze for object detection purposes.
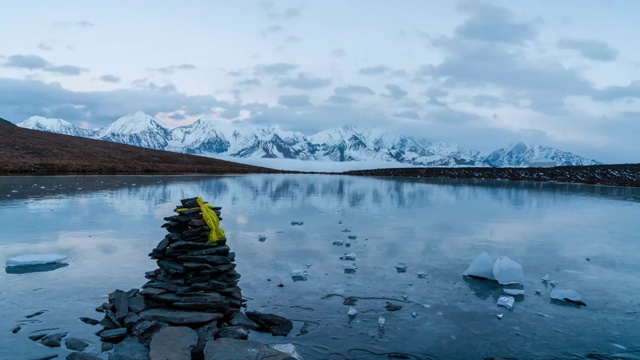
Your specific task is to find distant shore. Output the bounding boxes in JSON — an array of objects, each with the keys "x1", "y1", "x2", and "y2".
[{"x1": 345, "y1": 164, "x2": 640, "y2": 188}]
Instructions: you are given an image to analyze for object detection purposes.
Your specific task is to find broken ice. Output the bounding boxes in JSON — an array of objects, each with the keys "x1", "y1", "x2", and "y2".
[
  {"x1": 347, "y1": 307, "x2": 358, "y2": 316},
  {"x1": 503, "y1": 289, "x2": 525, "y2": 296},
  {"x1": 291, "y1": 269, "x2": 307, "y2": 281},
  {"x1": 347, "y1": 235, "x2": 357, "y2": 240},
  {"x1": 493, "y1": 256, "x2": 525, "y2": 285},
  {"x1": 343, "y1": 263, "x2": 357, "y2": 273},
  {"x1": 258, "y1": 234, "x2": 267, "y2": 242},
  {"x1": 332, "y1": 240, "x2": 344, "y2": 246},
  {"x1": 291, "y1": 221, "x2": 304, "y2": 226},
  {"x1": 463, "y1": 251, "x2": 496, "y2": 280},
  {"x1": 5, "y1": 254, "x2": 68, "y2": 267},
  {"x1": 341, "y1": 253, "x2": 356, "y2": 261},
  {"x1": 497, "y1": 295, "x2": 515, "y2": 310},
  {"x1": 417, "y1": 271, "x2": 428, "y2": 279},
  {"x1": 550, "y1": 289, "x2": 586, "y2": 306},
  {"x1": 395, "y1": 262, "x2": 408, "y2": 273}
]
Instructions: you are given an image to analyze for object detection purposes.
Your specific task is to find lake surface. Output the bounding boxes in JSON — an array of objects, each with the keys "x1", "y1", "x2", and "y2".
[{"x1": 1, "y1": 174, "x2": 639, "y2": 360}]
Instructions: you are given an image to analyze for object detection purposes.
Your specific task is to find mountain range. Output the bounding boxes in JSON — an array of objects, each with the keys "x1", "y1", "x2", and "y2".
[{"x1": 14, "y1": 111, "x2": 601, "y2": 167}]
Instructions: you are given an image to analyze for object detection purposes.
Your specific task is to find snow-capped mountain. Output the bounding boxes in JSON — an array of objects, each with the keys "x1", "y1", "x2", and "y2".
[
  {"x1": 17, "y1": 116, "x2": 95, "y2": 138},
  {"x1": 98, "y1": 111, "x2": 171, "y2": 150},
  {"x1": 483, "y1": 142, "x2": 598, "y2": 167},
  {"x1": 15, "y1": 112, "x2": 601, "y2": 167}
]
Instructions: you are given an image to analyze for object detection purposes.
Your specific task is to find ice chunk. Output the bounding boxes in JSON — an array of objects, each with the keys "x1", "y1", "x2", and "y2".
[
  {"x1": 542, "y1": 274, "x2": 550, "y2": 282},
  {"x1": 492, "y1": 256, "x2": 525, "y2": 285},
  {"x1": 497, "y1": 295, "x2": 515, "y2": 310},
  {"x1": 270, "y1": 344, "x2": 303, "y2": 360},
  {"x1": 345, "y1": 242, "x2": 352, "y2": 248},
  {"x1": 291, "y1": 269, "x2": 307, "y2": 281},
  {"x1": 378, "y1": 316, "x2": 385, "y2": 326},
  {"x1": 503, "y1": 289, "x2": 525, "y2": 296},
  {"x1": 291, "y1": 221, "x2": 304, "y2": 226},
  {"x1": 417, "y1": 271, "x2": 428, "y2": 279},
  {"x1": 550, "y1": 289, "x2": 586, "y2": 306},
  {"x1": 258, "y1": 235, "x2": 267, "y2": 242},
  {"x1": 347, "y1": 235, "x2": 357, "y2": 240},
  {"x1": 463, "y1": 252, "x2": 496, "y2": 280},
  {"x1": 5, "y1": 254, "x2": 68, "y2": 267},
  {"x1": 395, "y1": 262, "x2": 408, "y2": 273},
  {"x1": 341, "y1": 228, "x2": 352, "y2": 233},
  {"x1": 347, "y1": 307, "x2": 357, "y2": 316},
  {"x1": 411, "y1": 312, "x2": 418, "y2": 319},
  {"x1": 343, "y1": 263, "x2": 357, "y2": 271},
  {"x1": 332, "y1": 240, "x2": 344, "y2": 246},
  {"x1": 496, "y1": 314, "x2": 504, "y2": 320},
  {"x1": 341, "y1": 253, "x2": 356, "y2": 261}
]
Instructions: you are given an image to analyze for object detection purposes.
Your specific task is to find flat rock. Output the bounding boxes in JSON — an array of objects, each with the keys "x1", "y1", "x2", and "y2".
[
  {"x1": 128, "y1": 295, "x2": 147, "y2": 313},
  {"x1": 66, "y1": 353, "x2": 101, "y2": 360},
  {"x1": 108, "y1": 338, "x2": 149, "y2": 360},
  {"x1": 245, "y1": 312, "x2": 293, "y2": 337},
  {"x1": 203, "y1": 338, "x2": 294, "y2": 360},
  {"x1": 65, "y1": 338, "x2": 89, "y2": 351},
  {"x1": 150, "y1": 326, "x2": 197, "y2": 360},
  {"x1": 131, "y1": 320, "x2": 165, "y2": 340},
  {"x1": 30, "y1": 356, "x2": 58, "y2": 360},
  {"x1": 216, "y1": 326, "x2": 249, "y2": 340},
  {"x1": 192, "y1": 323, "x2": 218, "y2": 359},
  {"x1": 139, "y1": 308, "x2": 222, "y2": 325},
  {"x1": 41, "y1": 332, "x2": 68, "y2": 347},
  {"x1": 113, "y1": 290, "x2": 129, "y2": 320},
  {"x1": 123, "y1": 312, "x2": 141, "y2": 328},
  {"x1": 80, "y1": 317, "x2": 100, "y2": 325},
  {"x1": 177, "y1": 255, "x2": 231, "y2": 265},
  {"x1": 229, "y1": 312, "x2": 261, "y2": 330},
  {"x1": 100, "y1": 328, "x2": 127, "y2": 343}
]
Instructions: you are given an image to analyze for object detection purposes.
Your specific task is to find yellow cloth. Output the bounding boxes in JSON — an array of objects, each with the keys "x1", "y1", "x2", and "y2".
[{"x1": 175, "y1": 197, "x2": 225, "y2": 243}]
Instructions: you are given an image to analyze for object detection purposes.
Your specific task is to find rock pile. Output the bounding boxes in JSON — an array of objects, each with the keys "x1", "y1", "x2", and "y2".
[{"x1": 92, "y1": 197, "x2": 296, "y2": 359}]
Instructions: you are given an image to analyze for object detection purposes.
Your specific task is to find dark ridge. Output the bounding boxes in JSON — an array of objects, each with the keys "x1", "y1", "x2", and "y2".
[
  {"x1": 0, "y1": 125, "x2": 284, "y2": 175},
  {"x1": 0, "y1": 117, "x2": 16, "y2": 127}
]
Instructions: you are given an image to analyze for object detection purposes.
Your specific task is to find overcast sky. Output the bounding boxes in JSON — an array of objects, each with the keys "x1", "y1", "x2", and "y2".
[{"x1": 1, "y1": 0, "x2": 639, "y2": 163}]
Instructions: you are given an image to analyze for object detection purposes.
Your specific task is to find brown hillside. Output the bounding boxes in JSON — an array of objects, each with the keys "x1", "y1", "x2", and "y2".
[{"x1": 0, "y1": 126, "x2": 279, "y2": 175}]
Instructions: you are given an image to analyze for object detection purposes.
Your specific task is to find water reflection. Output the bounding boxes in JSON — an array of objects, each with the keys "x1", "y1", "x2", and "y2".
[{"x1": 0, "y1": 174, "x2": 639, "y2": 359}]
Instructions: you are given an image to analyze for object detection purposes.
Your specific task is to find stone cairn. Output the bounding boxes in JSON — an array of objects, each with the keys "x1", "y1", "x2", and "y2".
[{"x1": 93, "y1": 197, "x2": 294, "y2": 359}]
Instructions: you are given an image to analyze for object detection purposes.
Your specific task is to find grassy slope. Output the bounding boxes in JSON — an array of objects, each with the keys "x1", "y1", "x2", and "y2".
[{"x1": 0, "y1": 125, "x2": 279, "y2": 175}]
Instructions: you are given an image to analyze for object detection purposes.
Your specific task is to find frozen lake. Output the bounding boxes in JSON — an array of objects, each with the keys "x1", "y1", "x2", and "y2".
[{"x1": 1, "y1": 174, "x2": 639, "y2": 359}]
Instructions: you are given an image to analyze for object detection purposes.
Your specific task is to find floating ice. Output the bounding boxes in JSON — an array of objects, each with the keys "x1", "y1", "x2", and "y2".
[
  {"x1": 542, "y1": 274, "x2": 550, "y2": 282},
  {"x1": 343, "y1": 263, "x2": 357, "y2": 271},
  {"x1": 503, "y1": 289, "x2": 525, "y2": 296},
  {"x1": 291, "y1": 269, "x2": 307, "y2": 281},
  {"x1": 341, "y1": 253, "x2": 356, "y2": 261},
  {"x1": 347, "y1": 235, "x2": 357, "y2": 240},
  {"x1": 497, "y1": 295, "x2": 515, "y2": 310},
  {"x1": 341, "y1": 228, "x2": 352, "y2": 233},
  {"x1": 258, "y1": 235, "x2": 267, "y2": 242},
  {"x1": 550, "y1": 289, "x2": 586, "y2": 306},
  {"x1": 492, "y1": 256, "x2": 525, "y2": 285},
  {"x1": 395, "y1": 262, "x2": 408, "y2": 273},
  {"x1": 347, "y1": 307, "x2": 357, "y2": 316},
  {"x1": 417, "y1": 271, "x2": 428, "y2": 279},
  {"x1": 411, "y1": 312, "x2": 418, "y2": 319},
  {"x1": 463, "y1": 252, "x2": 496, "y2": 280},
  {"x1": 378, "y1": 316, "x2": 385, "y2": 326},
  {"x1": 5, "y1": 254, "x2": 68, "y2": 267},
  {"x1": 291, "y1": 221, "x2": 304, "y2": 226},
  {"x1": 496, "y1": 314, "x2": 504, "y2": 320},
  {"x1": 345, "y1": 242, "x2": 352, "y2": 248},
  {"x1": 332, "y1": 240, "x2": 344, "y2": 246}
]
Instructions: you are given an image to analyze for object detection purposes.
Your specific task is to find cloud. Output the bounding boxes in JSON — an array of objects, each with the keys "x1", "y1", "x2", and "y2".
[
  {"x1": 278, "y1": 94, "x2": 312, "y2": 108},
  {"x1": 3, "y1": 54, "x2": 87, "y2": 76},
  {"x1": 261, "y1": 1, "x2": 302, "y2": 20},
  {"x1": 594, "y1": 81, "x2": 640, "y2": 102},
  {"x1": 359, "y1": 65, "x2": 392, "y2": 76},
  {"x1": 168, "y1": 112, "x2": 186, "y2": 120},
  {"x1": 99, "y1": 74, "x2": 121, "y2": 83},
  {"x1": 331, "y1": 48, "x2": 346, "y2": 58},
  {"x1": 557, "y1": 38, "x2": 618, "y2": 61},
  {"x1": 37, "y1": 43, "x2": 53, "y2": 51},
  {"x1": 382, "y1": 84, "x2": 408, "y2": 99},
  {"x1": 150, "y1": 64, "x2": 197, "y2": 75},
  {"x1": 262, "y1": 25, "x2": 284, "y2": 36},
  {"x1": 254, "y1": 62, "x2": 298, "y2": 76},
  {"x1": 334, "y1": 85, "x2": 375, "y2": 96},
  {"x1": 454, "y1": 1, "x2": 536, "y2": 44},
  {"x1": 327, "y1": 95, "x2": 354, "y2": 105},
  {"x1": 284, "y1": 35, "x2": 302, "y2": 43},
  {"x1": 0, "y1": 77, "x2": 229, "y2": 127},
  {"x1": 393, "y1": 110, "x2": 420, "y2": 119},
  {"x1": 52, "y1": 20, "x2": 94, "y2": 29},
  {"x1": 235, "y1": 78, "x2": 262, "y2": 87},
  {"x1": 277, "y1": 73, "x2": 331, "y2": 89},
  {"x1": 4, "y1": 54, "x2": 50, "y2": 69}
]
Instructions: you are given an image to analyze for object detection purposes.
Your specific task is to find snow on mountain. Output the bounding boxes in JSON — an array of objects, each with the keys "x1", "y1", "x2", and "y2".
[
  {"x1": 17, "y1": 112, "x2": 601, "y2": 167},
  {"x1": 483, "y1": 142, "x2": 601, "y2": 167},
  {"x1": 98, "y1": 111, "x2": 171, "y2": 150},
  {"x1": 17, "y1": 116, "x2": 95, "y2": 137}
]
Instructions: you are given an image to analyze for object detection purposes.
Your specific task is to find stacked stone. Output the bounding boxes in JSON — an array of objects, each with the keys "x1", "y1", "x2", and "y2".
[{"x1": 141, "y1": 197, "x2": 243, "y2": 323}]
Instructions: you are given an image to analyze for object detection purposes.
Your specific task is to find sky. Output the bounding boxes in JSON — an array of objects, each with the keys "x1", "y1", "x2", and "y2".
[{"x1": 1, "y1": 0, "x2": 639, "y2": 163}]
